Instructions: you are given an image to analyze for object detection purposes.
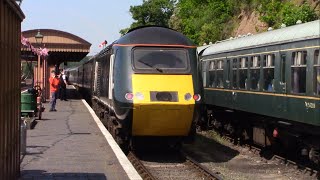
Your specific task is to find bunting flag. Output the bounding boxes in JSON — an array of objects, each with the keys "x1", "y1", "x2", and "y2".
[
  {"x1": 99, "y1": 40, "x2": 108, "y2": 48},
  {"x1": 21, "y1": 34, "x2": 49, "y2": 57}
]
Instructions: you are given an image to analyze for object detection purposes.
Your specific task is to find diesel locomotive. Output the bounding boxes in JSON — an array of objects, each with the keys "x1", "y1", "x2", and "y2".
[
  {"x1": 199, "y1": 20, "x2": 320, "y2": 165},
  {"x1": 67, "y1": 26, "x2": 202, "y2": 151}
]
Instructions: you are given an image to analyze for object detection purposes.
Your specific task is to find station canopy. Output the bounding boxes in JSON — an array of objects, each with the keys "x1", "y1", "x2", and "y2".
[{"x1": 21, "y1": 29, "x2": 91, "y2": 65}]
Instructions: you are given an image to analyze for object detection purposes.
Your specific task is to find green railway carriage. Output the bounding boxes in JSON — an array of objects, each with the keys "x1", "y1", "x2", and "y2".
[
  {"x1": 199, "y1": 20, "x2": 320, "y2": 164},
  {"x1": 68, "y1": 26, "x2": 202, "y2": 151}
]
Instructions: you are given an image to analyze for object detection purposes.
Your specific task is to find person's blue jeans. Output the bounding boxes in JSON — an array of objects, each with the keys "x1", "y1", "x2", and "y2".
[{"x1": 50, "y1": 91, "x2": 58, "y2": 110}]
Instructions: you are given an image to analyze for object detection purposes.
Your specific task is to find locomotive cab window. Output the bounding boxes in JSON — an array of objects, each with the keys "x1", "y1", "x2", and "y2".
[
  {"x1": 216, "y1": 60, "x2": 224, "y2": 88},
  {"x1": 250, "y1": 56, "x2": 260, "y2": 90},
  {"x1": 291, "y1": 51, "x2": 307, "y2": 94},
  {"x1": 209, "y1": 61, "x2": 216, "y2": 87},
  {"x1": 314, "y1": 50, "x2": 320, "y2": 96},
  {"x1": 132, "y1": 47, "x2": 189, "y2": 73},
  {"x1": 263, "y1": 54, "x2": 275, "y2": 92},
  {"x1": 239, "y1": 57, "x2": 248, "y2": 89}
]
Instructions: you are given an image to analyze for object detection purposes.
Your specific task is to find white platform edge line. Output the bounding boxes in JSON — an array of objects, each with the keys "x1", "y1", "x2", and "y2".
[
  {"x1": 68, "y1": 85, "x2": 76, "y2": 89},
  {"x1": 81, "y1": 99, "x2": 142, "y2": 180}
]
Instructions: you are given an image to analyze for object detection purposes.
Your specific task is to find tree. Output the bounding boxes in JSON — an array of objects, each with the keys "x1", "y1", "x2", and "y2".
[
  {"x1": 174, "y1": 0, "x2": 236, "y2": 45},
  {"x1": 258, "y1": 1, "x2": 318, "y2": 28},
  {"x1": 282, "y1": 3, "x2": 317, "y2": 26},
  {"x1": 120, "y1": 0, "x2": 176, "y2": 35}
]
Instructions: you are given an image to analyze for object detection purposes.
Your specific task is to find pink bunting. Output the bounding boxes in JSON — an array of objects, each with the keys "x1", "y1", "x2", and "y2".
[{"x1": 21, "y1": 34, "x2": 49, "y2": 57}]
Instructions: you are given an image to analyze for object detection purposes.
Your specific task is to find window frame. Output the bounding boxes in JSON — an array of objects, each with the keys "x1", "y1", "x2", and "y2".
[
  {"x1": 131, "y1": 47, "x2": 191, "y2": 74},
  {"x1": 290, "y1": 51, "x2": 307, "y2": 94},
  {"x1": 250, "y1": 56, "x2": 261, "y2": 91},
  {"x1": 239, "y1": 57, "x2": 248, "y2": 89},
  {"x1": 232, "y1": 58, "x2": 239, "y2": 89},
  {"x1": 216, "y1": 59, "x2": 224, "y2": 88},
  {"x1": 262, "y1": 54, "x2": 275, "y2": 92}
]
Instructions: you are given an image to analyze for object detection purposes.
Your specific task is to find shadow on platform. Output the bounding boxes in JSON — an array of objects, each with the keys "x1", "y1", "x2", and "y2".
[
  {"x1": 183, "y1": 133, "x2": 240, "y2": 163},
  {"x1": 20, "y1": 170, "x2": 107, "y2": 180}
]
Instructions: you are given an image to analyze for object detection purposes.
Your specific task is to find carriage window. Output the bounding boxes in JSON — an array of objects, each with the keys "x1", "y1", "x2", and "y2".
[
  {"x1": 232, "y1": 59, "x2": 238, "y2": 89},
  {"x1": 239, "y1": 57, "x2": 248, "y2": 89},
  {"x1": 216, "y1": 60, "x2": 224, "y2": 88},
  {"x1": 209, "y1": 61, "x2": 215, "y2": 70},
  {"x1": 250, "y1": 56, "x2": 260, "y2": 90},
  {"x1": 209, "y1": 61, "x2": 216, "y2": 87},
  {"x1": 263, "y1": 54, "x2": 275, "y2": 91},
  {"x1": 291, "y1": 51, "x2": 307, "y2": 94},
  {"x1": 314, "y1": 50, "x2": 320, "y2": 96}
]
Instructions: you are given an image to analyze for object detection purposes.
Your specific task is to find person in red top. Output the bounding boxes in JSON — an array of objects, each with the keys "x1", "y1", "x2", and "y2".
[{"x1": 49, "y1": 70, "x2": 60, "y2": 111}]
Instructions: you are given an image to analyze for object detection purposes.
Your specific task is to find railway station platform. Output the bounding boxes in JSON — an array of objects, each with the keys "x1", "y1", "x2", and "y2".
[{"x1": 20, "y1": 86, "x2": 141, "y2": 180}]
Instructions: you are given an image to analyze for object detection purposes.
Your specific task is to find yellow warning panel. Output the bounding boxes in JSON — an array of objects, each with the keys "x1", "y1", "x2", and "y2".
[{"x1": 131, "y1": 74, "x2": 195, "y2": 136}]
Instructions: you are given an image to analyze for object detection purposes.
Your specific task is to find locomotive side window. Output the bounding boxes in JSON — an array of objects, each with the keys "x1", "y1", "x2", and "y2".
[
  {"x1": 291, "y1": 51, "x2": 307, "y2": 94},
  {"x1": 263, "y1": 54, "x2": 275, "y2": 91},
  {"x1": 232, "y1": 59, "x2": 238, "y2": 89},
  {"x1": 314, "y1": 50, "x2": 320, "y2": 96},
  {"x1": 239, "y1": 57, "x2": 248, "y2": 89},
  {"x1": 132, "y1": 47, "x2": 189, "y2": 73},
  {"x1": 216, "y1": 60, "x2": 224, "y2": 88},
  {"x1": 250, "y1": 56, "x2": 260, "y2": 90},
  {"x1": 209, "y1": 61, "x2": 216, "y2": 87}
]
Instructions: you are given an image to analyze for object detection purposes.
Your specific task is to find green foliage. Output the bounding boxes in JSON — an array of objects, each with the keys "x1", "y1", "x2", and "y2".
[
  {"x1": 281, "y1": 3, "x2": 318, "y2": 26},
  {"x1": 258, "y1": 0, "x2": 283, "y2": 27},
  {"x1": 174, "y1": 0, "x2": 236, "y2": 45},
  {"x1": 258, "y1": 1, "x2": 318, "y2": 28},
  {"x1": 119, "y1": 0, "x2": 176, "y2": 35},
  {"x1": 123, "y1": 0, "x2": 319, "y2": 45}
]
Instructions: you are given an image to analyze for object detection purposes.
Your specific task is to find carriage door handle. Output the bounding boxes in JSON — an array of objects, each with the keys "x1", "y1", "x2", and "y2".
[{"x1": 280, "y1": 82, "x2": 286, "y2": 92}]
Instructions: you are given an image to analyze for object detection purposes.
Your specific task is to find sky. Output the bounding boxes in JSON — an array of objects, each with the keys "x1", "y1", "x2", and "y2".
[{"x1": 21, "y1": 0, "x2": 142, "y2": 55}]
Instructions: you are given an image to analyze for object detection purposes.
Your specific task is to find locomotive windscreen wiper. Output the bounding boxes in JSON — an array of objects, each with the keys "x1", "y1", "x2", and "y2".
[{"x1": 138, "y1": 60, "x2": 163, "y2": 73}]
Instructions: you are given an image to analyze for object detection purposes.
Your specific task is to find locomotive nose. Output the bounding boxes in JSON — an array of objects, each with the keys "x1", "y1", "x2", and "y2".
[{"x1": 131, "y1": 74, "x2": 196, "y2": 136}]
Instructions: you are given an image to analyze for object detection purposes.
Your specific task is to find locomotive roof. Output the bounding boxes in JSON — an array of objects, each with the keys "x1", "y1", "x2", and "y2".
[
  {"x1": 116, "y1": 26, "x2": 195, "y2": 46},
  {"x1": 201, "y1": 20, "x2": 320, "y2": 56}
]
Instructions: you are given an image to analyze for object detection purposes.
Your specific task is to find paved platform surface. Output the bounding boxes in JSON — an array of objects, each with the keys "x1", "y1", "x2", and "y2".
[{"x1": 20, "y1": 88, "x2": 140, "y2": 180}]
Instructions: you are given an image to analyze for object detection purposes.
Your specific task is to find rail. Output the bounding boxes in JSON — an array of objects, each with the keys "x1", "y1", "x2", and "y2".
[{"x1": 127, "y1": 150, "x2": 223, "y2": 180}]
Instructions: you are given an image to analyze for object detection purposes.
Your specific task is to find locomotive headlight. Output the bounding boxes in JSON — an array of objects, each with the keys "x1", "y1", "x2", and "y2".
[
  {"x1": 193, "y1": 94, "x2": 201, "y2": 101},
  {"x1": 184, "y1": 93, "x2": 192, "y2": 101},
  {"x1": 125, "y1": 93, "x2": 134, "y2": 100},
  {"x1": 135, "y1": 92, "x2": 144, "y2": 100}
]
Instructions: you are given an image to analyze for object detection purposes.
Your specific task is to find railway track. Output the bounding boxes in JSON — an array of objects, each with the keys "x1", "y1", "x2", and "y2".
[
  {"x1": 127, "y1": 150, "x2": 223, "y2": 180},
  {"x1": 220, "y1": 133, "x2": 319, "y2": 178}
]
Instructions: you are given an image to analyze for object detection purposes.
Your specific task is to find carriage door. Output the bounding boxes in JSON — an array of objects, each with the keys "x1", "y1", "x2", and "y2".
[
  {"x1": 93, "y1": 62, "x2": 99, "y2": 94},
  {"x1": 279, "y1": 54, "x2": 287, "y2": 94},
  {"x1": 108, "y1": 54, "x2": 115, "y2": 100},
  {"x1": 279, "y1": 53, "x2": 288, "y2": 113},
  {"x1": 93, "y1": 61, "x2": 101, "y2": 96},
  {"x1": 224, "y1": 58, "x2": 234, "y2": 108},
  {"x1": 225, "y1": 59, "x2": 232, "y2": 89}
]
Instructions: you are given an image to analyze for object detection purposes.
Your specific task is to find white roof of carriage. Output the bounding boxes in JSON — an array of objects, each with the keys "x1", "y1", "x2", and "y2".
[{"x1": 200, "y1": 20, "x2": 320, "y2": 56}]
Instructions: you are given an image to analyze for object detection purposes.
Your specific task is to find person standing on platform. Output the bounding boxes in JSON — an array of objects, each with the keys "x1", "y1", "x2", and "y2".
[
  {"x1": 49, "y1": 70, "x2": 60, "y2": 112},
  {"x1": 59, "y1": 69, "x2": 68, "y2": 101}
]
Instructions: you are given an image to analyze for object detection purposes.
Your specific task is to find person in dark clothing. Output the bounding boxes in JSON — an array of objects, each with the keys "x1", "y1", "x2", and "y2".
[{"x1": 59, "y1": 69, "x2": 68, "y2": 101}]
